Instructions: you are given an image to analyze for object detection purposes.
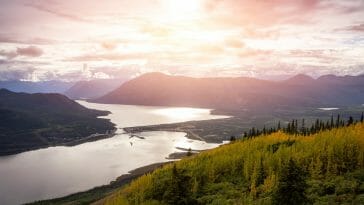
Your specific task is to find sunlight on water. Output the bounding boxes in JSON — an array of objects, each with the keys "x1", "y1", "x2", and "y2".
[
  {"x1": 151, "y1": 107, "x2": 209, "y2": 120},
  {"x1": 0, "y1": 102, "x2": 229, "y2": 205},
  {"x1": 318, "y1": 107, "x2": 339, "y2": 111}
]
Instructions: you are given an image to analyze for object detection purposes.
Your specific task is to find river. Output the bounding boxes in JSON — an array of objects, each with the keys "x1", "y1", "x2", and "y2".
[{"x1": 0, "y1": 101, "x2": 228, "y2": 205}]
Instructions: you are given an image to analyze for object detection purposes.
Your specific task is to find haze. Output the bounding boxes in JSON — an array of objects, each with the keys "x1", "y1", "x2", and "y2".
[{"x1": 0, "y1": 0, "x2": 363, "y2": 81}]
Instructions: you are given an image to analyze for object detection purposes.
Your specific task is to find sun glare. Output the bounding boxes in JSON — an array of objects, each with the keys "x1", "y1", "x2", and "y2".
[{"x1": 162, "y1": 0, "x2": 202, "y2": 21}]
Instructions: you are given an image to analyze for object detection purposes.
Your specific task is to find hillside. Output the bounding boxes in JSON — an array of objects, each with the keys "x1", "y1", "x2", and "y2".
[
  {"x1": 0, "y1": 89, "x2": 115, "y2": 156},
  {"x1": 100, "y1": 123, "x2": 364, "y2": 205},
  {"x1": 65, "y1": 79, "x2": 126, "y2": 99},
  {"x1": 94, "y1": 73, "x2": 364, "y2": 110}
]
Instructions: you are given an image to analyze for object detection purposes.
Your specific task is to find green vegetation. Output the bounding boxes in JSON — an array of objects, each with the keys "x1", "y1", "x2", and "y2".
[
  {"x1": 124, "y1": 106, "x2": 364, "y2": 143},
  {"x1": 102, "y1": 123, "x2": 364, "y2": 205},
  {"x1": 0, "y1": 89, "x2": 115, "y2": 156}
]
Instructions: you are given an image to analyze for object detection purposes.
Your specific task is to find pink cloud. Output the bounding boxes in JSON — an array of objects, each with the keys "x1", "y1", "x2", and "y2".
[
  {"x1": 0, "y1": 46, "x2": 43, "y2": 59},
  {"x1": 16, "y1": 46, "x2": 43, "y2": 57}
]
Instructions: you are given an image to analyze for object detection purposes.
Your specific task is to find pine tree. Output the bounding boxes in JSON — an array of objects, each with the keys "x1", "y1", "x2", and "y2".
[
  {"x1": 230, "y1": 136, "x2": 236, "y2": 142},
  {"x1": 186, "y1": 148, "x2": 192, "y2": 156},
  {"x1": 287, "y1": 122, "x2": 291, "y2": 134},
  {"x1": 278, "y1": 121, "x2": 281, "y2": 130},
  {"x1": 361, "y1": 112, "x2": 363, "y2": 123},
  {"x1": 256, "y1": 159, "x2": 266, "y2": 186},
  {"x1": 272, "y1": 159, "x2": 308, "y2": 205},
  {"x1": 301, "y1": 119, "x2": 305, "y2": 134},
  {"x1": 252, "y1": 127, "x2": 256, "y2": 137},
  {"x1": 347, "y1": 116, "x2": 354, "y2": 126},
  {"x1": 330, "y1": 115, "x2": 334, "y2": 128},
  {"x1": 163, "y1": 164, "x2": 192, "y2": 205},
  {"x1": 336, "y1": 114, "x2": 340, "y2": 128},
  {"x1": 315, "y1": 119, "x2": 319, "y2": 132}
]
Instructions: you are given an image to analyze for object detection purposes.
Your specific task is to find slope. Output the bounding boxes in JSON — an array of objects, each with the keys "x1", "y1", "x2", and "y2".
[
  {"x1": 65, "y1": 78, "x2": 126, "y2": 99},
  {"x1": 102, "y1": 123, "x2": 364, "y2": 205}
]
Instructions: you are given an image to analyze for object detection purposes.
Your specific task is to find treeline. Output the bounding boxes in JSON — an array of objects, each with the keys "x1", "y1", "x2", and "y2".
[{"x1": 243, "y1": 112, "x2": 364, "y2": 138}]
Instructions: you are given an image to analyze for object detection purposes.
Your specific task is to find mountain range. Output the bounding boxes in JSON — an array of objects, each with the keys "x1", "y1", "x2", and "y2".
[
  {"x1": 64, "y1": 78, "x2": 127, "y2": 99},
  {"x1": 94, "y1": 73, "x2": 364, "y2": 110}
]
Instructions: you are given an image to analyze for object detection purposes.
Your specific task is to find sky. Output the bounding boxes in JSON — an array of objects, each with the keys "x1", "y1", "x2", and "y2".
[{"x1": 0, "y1": 0, "x2": 363, "y2": 81}]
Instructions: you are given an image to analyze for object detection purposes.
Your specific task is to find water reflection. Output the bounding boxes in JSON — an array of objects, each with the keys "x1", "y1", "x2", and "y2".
[{"x1": 0, "y1": 102, "x2": 228, "y2": 205}]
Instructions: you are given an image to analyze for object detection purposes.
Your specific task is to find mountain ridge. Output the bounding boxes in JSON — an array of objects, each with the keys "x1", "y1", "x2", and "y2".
[
  {"x1": 0, "y1": 89, "x2": 114, "y2": 156},
  {"x1": 94, "y1": 72, "x2": 364, "y2": 110}
]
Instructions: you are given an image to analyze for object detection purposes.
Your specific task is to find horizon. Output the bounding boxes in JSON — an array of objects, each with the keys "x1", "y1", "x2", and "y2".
[
  {"x1": 1, "y1": 71, "x2": 364, "y2": 83},
  {"x1": 0, "y1": 0, "x2": 364, "y2": 82}
]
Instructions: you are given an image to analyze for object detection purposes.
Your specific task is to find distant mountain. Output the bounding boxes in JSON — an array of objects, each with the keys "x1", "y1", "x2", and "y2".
[
  {"x1": 94, "y1": 72, "x2": 364, "y2": 110},
  {"x1": 0, "y1": 80, "x2": 74, "y2": 94},
  {"x1": 64, "y1": 78, "x2": 127, "y2": 99},
  {"x1": 0, "y1": 89, "x2": 114, "y2": 156}
]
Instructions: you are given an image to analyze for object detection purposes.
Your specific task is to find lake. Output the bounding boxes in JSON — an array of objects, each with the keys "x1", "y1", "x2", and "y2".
[{"x1": 0, "y1": 101, "x2": 228, "y2": 205}]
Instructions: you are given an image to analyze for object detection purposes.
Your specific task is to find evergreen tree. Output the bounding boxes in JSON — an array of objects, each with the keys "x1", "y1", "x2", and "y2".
[
  {"x1": 315, "y1": 119, "x2": 320, "y2": 132},
  {"x1": 163, "y1": 164, "x2": 193, "y2": 205},
  {"x1": 301, "y1": 119, "x2": 305, "y2": 134},
  {"x1": 252, "y1": 127, "x2": 256, "y2": 137},
  {"x1": 336, "y1": 114, "x2": 340, "y2": 128},
  {"x1": 230, "y1": 136, "x2": 236, "y2": 142},
  {"x1": 272, "y1": 159, "x2": 308, "y2": 205},
  {"x1": 287, "y1": 122, "x2": 291, "y2": 134},
  {"x1": 256, "y1": 159, "x2": 266, "y2": 186},
  {"x1": 278, "y1": 121, "x2": 281, "y2": 130},
  {"x1": 186, "y1": 148, "x2": 192, "y2": 157},
  {"x1": 330, "y1": 115, "x2": 334, "y2": 128},
  {"x1": 347, "y1": 116, "x2": 354, "y2": 126},
  {"x1": 361, "y1": 112, "x2": 363, "y2": 123}
]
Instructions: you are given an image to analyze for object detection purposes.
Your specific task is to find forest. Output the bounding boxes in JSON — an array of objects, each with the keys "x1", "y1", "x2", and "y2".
[{"x1": 101, "y1": 116, "x2": 364, "y2": 205}]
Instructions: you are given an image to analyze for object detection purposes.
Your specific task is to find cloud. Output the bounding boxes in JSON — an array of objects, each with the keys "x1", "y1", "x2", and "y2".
[
  {"x1": 343, "y1": 23, "x2": 364, "y2": 32},
  {"x1": 197, "y1": 44, "x2": 225, "y2": 54},
  {"x1": 140, "y1": 23, "x2": 172, "y2": 37},
  {"x1": 0, "y1": 34, "x2": 57, "y2": 45},
  {"x1": 101, "y1": 40, "x2": 118, "y2": 50},
  {"x1": 16, "y1": 46, "x2": 43, "y2": 57},
  {"x1": 238, "y1": 48, "x2": 273, "y2": 57},
  {"x1": 203, "y1": 0, "x2": 322, "y2": 27},
  {"x1": 202, "y1": 0, "x2": 364, "y2": 31},
  {"x1": 0, "y1": 46, "x2": 43, "y2": 59},
  {"x1": 24, "y1": 1, "x2": 89, "y2": 22},
  {"x1": 66, "y1": 52, "x2": 148, "y2": 62},
  {"x1": 288, "y1": 49, "x2": 339, "y2": 61},
  {"x1": 0, "y1": 50, "x2": 17, "y2": 59},
  {"x1": 0, "y1": 67, "x2": 36, "y2": 81},
  {"x1": 224, "y1": 38, "x2": 245, "y2": 48}
]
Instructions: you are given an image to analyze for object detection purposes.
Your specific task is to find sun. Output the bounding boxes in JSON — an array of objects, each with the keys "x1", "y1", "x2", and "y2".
[{"x1": 162, "y1": 0, "x2": 202, "y2": 21}]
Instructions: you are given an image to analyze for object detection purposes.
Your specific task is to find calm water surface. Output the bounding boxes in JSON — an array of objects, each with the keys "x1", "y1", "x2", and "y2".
[{"x1": 0, "y1": 101, "x2": 228, "y2": 205}]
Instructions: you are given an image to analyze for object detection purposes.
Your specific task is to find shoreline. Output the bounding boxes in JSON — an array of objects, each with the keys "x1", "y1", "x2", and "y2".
[
  {"x1": 123, "y1": 116, "x2": 239, "y2": 144},
  {"x1": 0, "y1": 129, "x2": 117, "y2": 157},
  {"x1": 27, "y1": 162, "x2": 172, "y2": 205}
]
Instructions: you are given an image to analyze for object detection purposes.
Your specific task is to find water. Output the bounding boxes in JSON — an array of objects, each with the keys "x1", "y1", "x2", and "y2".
[
  {"x1": 318, "y1": 107, "x2": 339, "y2": 111},
  {"x1": 0, "y1": 101, "x2": 228, "y2": 205}
]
